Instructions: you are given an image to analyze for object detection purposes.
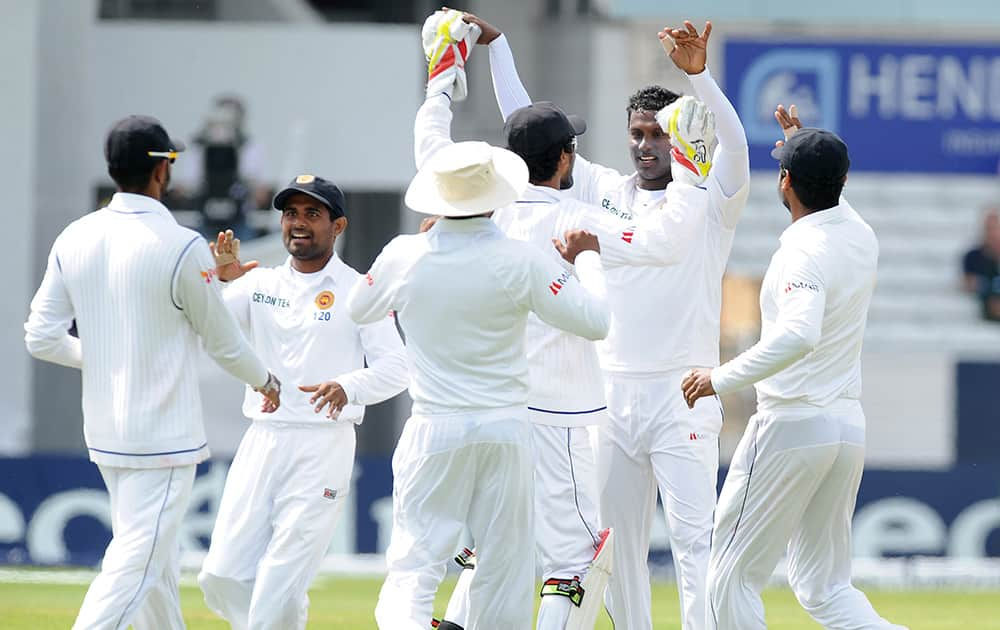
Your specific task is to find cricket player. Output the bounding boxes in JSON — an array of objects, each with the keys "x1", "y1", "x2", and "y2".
[
  {"x1": 24, "y1": 115, "x2": 280, "y2": 630},
  {"x1": 349, "y1": 138, "x2": 611, "y2": 630},
  {"x1": 197, "y1": 175, "x2": 408, "y2": 629},
  {"x1": 424, "y1": 11, "x2": 715, "y2": 630},
  {"x1": 682, "y1": 110, "x2": 907, "y2": 630},
  {"x1": 487, "y1": 18, "x2": 750, "y2": 629}
]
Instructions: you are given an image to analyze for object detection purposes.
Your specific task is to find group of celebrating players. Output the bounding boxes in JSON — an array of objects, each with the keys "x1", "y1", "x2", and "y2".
[{"x1": 25, "y1": 7, "x2": 908, "y2": 630}]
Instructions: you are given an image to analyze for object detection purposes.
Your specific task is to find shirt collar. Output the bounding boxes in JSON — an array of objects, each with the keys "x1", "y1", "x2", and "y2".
[
  {"x1": 107, "y1": 192, "x2": 174, "y2": 220},
  {"x1": 779, "y1": 202, "x2": 850, "y2": 245},
  {"x1": 432, "y1": 216, "x2": 500, "y2": 234},
  {"x1": 283, "y1": 251, "x2": 347, "y2": 284},
  {"x1": 517, "y1": 184, "x2": 562, "y2": 204}
]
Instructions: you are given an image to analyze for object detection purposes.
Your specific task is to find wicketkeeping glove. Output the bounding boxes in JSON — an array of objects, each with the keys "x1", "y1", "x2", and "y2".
[
  {"x1": 655, "y1": 95, "x2": 718, "y2": 185},
  {"x1": 422, "y1": 9, "x2": 481, "y2": 102}
]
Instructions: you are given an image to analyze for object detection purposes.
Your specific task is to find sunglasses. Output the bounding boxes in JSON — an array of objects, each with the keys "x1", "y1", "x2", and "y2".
[{"x1": 147, "y1": 150, "x2": 178, "y2": 164}]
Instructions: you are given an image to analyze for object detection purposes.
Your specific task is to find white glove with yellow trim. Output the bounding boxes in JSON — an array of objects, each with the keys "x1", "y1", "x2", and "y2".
[
  {"x1": 422, "y1": 9, "x2": 481, "y2": 101},
  {"x1": 655, "y1": 95, "x2": 717, "y2": 185}
]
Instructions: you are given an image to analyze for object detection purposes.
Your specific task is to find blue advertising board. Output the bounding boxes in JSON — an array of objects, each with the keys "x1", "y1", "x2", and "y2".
[
  {"x1": 1, "y1": 456, "x2": 998, "y2": 567},
  {"x1": 724, "y1": 38, "x2": 1000, "y2": 173}
]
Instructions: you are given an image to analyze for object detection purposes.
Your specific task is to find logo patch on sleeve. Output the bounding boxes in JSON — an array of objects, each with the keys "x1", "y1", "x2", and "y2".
[
  {"x1": 549, "y1": 270, "x2": 572, "y2": 295},
  {"x1": 323, "y1": 487, "x2": 337, "y2": 500},
  {"x1": 200, "y1": 269, "x2": 217, "y2": 284},
  {"x1": 365, "y1": 272, "x2": 374, "y2": 286},
  {"x1": 315, "y1": 290, "x2": 335, "y2": 310},
  {"x1": 784, "y1": 281, "x2": 820, "y2": 294}
]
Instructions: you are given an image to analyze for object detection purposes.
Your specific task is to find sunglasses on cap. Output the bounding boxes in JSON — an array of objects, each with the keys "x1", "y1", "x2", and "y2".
[{"x1": 147, "y1": 150, "x2": 179, "y2": 164}]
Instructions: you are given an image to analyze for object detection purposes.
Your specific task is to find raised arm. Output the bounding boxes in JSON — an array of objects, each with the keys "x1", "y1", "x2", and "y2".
[
  {"x1": 660, "y1": 21, "x2": 749, "y2": 226},
  {"x1": 414, "y1": 10, "x2": 483, "y2": 168},
  {"x1": 24, "y1": 241, "x2": 82, "y2": 369}
]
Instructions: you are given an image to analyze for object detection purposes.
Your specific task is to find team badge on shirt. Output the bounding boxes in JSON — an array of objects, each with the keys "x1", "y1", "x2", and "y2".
[
  {"x1": 315, "y1": 290, "x2": 335, "y2": 310},
  {"x1": 323, "y1": 487, "x2": 337, "y2": 500}
]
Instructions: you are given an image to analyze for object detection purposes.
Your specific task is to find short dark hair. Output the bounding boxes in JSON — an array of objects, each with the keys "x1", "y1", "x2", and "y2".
[
  {"x1": 788, "y1": 172, "x2": 845, "y2": 212},
  {"x1": 108, "y1": 162, "x2": 158, "y2": 193},
  {"x1": 517, "y1": 136, "x2": 574, "y2": 184},
  {"x1": 626, "y1": 85, "x2": 681, "y2": 123}
]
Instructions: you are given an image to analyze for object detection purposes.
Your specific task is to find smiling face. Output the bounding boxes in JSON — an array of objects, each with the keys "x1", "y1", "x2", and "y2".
[
  {"x1": 628, "y1": 110, "x2": 673, "y2": 190},
  {"x1": 279, "y1": 193, "x2": 345, "y2": 264}
]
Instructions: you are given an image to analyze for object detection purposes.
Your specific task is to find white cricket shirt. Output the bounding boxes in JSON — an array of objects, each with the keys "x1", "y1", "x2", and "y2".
[
  {"x1": 711, "y1": 200, "x2": 878, "y2": 417},
  {"x1": 346, "y1": 218, "x2": 610, "y2": 416},
  {"x1": 488, "y1": 35, "x2": 751, "y2": 374},
  {"x1": 492, "y1": 183, "x2": 705, "y2": 425},
  {"x1": 24, "y1": 193, "x2": 269, "y2": 468},
  {"x1": 222, "y1": 253, "x2": 407, "y2": 424}
]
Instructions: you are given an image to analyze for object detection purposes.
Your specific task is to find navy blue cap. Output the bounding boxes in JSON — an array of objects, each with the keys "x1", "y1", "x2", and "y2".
[
  {"x1": 504, "y1": 101, "x2": 587, "y2": 157},
  {"x1": 272, "y1": 175, "x2": 346, "y2": 218},
  {"x1": 105, "y1": 115, "x2": 185, "y2": 169},
  {"x1": 771, "y1": 128, "x2": 850, "y2": 185}
]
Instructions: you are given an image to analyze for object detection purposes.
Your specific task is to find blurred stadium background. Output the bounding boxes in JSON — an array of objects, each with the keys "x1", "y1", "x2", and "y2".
[{"x1": 3, "y1": 0, "x2": 1000, "y2": 623}]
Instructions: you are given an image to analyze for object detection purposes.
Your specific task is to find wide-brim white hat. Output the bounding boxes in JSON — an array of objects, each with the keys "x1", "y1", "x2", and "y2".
[{"x1": 405, "y1": 141, "x2": 528, "y2": 217}]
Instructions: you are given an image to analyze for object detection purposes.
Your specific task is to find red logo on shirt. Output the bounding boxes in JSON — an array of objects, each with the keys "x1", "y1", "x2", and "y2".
[
  {"x1": 365, "y1": 272, "x2": 374, "y2": 286},
  {"x1": 200, "y1": 269, "x2": 217, "y2": 284},
  {"x1": 549, "y1": 271, "x2": 571, "y2": 295},
  {"x1": 785, "y1": 281, "x2": 819, "y2": 294},
  {"x1": 323, "y1": 487, "x2": 337, "y2": 500},
  {"x1": 621, "y1": 229, "x2": 635, "y2": 244}
]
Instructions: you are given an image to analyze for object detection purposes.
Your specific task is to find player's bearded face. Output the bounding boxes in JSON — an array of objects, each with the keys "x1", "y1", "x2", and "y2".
[
  {"x1": 628, "y1": 111, "x2": 672, "y2": 185},
  {"x1": 281, "y1": 196, "x2": 336, "y2": 260}
]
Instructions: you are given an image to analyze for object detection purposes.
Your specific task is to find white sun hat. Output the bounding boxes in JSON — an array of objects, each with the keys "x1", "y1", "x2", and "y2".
[{"x1": 405, "y1": 141, "x2": 529, "y2": 217}]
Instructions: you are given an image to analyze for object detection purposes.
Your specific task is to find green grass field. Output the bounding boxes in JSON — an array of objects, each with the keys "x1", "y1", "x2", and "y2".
[{"x1": 3, "y1": 571, "x2": 1000, "y2": 629}]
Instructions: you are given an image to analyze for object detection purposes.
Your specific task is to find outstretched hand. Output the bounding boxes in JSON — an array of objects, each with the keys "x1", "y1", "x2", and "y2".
[
  {"x1": 774, "y1": 103, "x2": 803, "y2": 146},
  {"x1": 299, "y1": 382, "x2": 348, "y2": 419},
  {"x1": 209, "y1": 230, "x2": 258, "y2": 282},
  {"x1": 659, "y1": 20, "x2": 712, "y2": 75}
]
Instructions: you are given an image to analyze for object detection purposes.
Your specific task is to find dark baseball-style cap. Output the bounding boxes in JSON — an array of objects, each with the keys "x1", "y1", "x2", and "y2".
[
  {"x1": 104, "y1": 115, "x2": 185, "y2": 169},
  {"x1": 504, "y1": 101, "x2": 587, "y2": 156},
  {"x1": 272, "y1": 175, "x2": 347, "y2": 219},
  {"x1": 771, "y1": 128, "x2": 850, "y2": 185}
]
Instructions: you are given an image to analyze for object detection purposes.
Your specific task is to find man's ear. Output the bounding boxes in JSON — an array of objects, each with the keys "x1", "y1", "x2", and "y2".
[
  {"x1": 333, "y1": 216, "x2": 348, "y2": 236},
  {"x1": 154, "y1": 160, "x2": 170, "y2": 185}
]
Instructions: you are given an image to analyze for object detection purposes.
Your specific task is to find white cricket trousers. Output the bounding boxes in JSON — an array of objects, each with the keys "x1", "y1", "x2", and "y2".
[
  {"x1": 708, "y1": 401, "x2": 907, "y2": 630},
  {"x1": 199, "y1": 420, "x2": 355, "y2": 630},
  {"x1": 442, "y1": 423, "x2": 602, "y2": 630},
  {"x1": 375, "y1": 407, "x2": 535, "y2": 630},
  {"x1": 73, "y1": 464, "x2": 196, "y2": 630},
  {"x1": 596, "y1": 370, "x2": 721, "y2": 630}
]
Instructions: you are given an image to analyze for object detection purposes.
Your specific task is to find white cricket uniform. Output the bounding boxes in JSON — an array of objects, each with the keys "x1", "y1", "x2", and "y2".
[
  {"x1": 24, "y1": 192, "x2": 269, "y2": 630},
  {"x1": 416, "y1": 87, "x2": 708, "y2": 629},
  {"x1": 198, "y1": 253, "x2": 407, "y2": 630},
  {"x1": 707, "y1": 200, "x2": 904, "y2": 630},
  {"x1": 489, "y1": 34, "x2": 751, "y2": 630},
  {"x1": 348, "y1": 217, "x2": 609, "y2": 630}
]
